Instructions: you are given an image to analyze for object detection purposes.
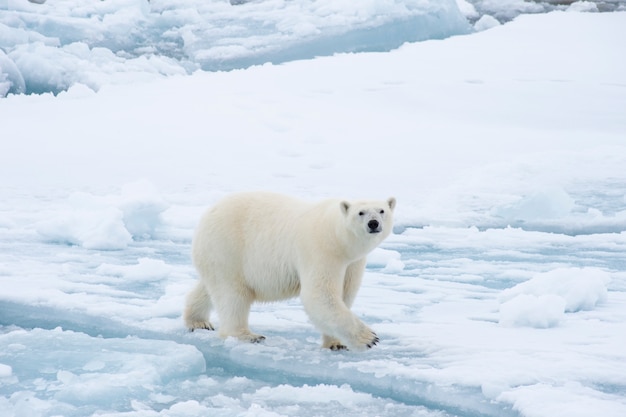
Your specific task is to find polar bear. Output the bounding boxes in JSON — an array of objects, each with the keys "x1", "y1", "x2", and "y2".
[{"x1": 184, "y1": 192, "x2": 396, "y2": 351}]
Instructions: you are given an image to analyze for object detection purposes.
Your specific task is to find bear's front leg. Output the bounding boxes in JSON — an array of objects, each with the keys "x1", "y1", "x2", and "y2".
[
  {"x1": 300, "y1": 270, "x2": 378, "y2": 351},
  {"x1": 322, "y1": 258, "x2": 376, "y2": 351}
]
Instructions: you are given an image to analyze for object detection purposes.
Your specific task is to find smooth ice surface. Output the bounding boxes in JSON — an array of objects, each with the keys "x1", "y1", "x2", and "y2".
[{"x1": 2, "y1": 5, "x2": 626, "y2": 417}]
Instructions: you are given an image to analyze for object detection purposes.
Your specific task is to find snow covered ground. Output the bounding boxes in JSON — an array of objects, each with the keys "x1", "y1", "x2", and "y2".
[{"x1": 2, "y1": 1, "x2": 626, "y2": 417}]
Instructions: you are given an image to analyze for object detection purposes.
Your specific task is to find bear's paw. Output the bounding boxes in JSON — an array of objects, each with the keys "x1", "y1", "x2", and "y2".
[
  {"x1": 322, "y1": 335, "x2": 348, "y2": 351},
  {"x1": 237, "y1": 333, "x2": 266, "y2": 344},
  {"x1": 366, "y1": 333, "x2": 380, "y2": 349},
  {"x1": 188, "y1": 321, "x2": 215, "y2": 332},
  {"x1": 329, "y1": 343, "x2": 348, "y2": 351},
  {"x1": 351, "y1": 327, "x2": 379, "y2": 351}
]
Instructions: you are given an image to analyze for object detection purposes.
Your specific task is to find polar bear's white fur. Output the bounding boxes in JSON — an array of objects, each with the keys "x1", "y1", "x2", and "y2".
[{"x1": 184, "y1": 191, "x2": 396, "y2": 351}]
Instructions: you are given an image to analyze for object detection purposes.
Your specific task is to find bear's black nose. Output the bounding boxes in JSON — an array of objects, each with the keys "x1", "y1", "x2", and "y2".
[{"x1": 368, "y1": 219, "x2": 379, "y2": 231}]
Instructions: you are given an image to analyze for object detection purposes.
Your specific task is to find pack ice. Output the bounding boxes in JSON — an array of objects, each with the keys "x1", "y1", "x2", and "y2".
[
  {"x1": 1, "y1": 3, "x2": 626, "y2": 417},
  {"x1": 0, "y1": 0, "x2": 470, "y2": 95}
]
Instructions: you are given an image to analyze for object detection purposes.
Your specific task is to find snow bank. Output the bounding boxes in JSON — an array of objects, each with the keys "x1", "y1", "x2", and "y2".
[
  {"x1": 0, "y1": 0, "x2": 470, "y2": 95},
  {"x1": 499, "y1": 268, "x2": 611, "y2": 327}
]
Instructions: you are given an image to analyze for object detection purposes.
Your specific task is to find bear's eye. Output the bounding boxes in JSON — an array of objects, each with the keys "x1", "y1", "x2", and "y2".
[
  {"x1": 358, "y1": 211, "x2": 364, "y2": 216},
  {"x1": 380, "y1": 209, "x2": 385, "y2": 214}
]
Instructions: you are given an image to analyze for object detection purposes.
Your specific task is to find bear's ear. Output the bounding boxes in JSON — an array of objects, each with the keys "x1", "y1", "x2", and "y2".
[
  {"x1": 387, "y1": 197, "x2": 396, "y2": 211},
  {"x1": 340, "y1": 201, "x2": 350, "y2": 215}
]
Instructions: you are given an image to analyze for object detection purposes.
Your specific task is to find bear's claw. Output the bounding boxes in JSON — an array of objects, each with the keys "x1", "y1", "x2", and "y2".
[
  {"x1": 233, "y1": 333, "x2": 266, "y2": 344},
  {"x1": 188, "y1": 321, "x2": 215, "y2": 332},
  {"x1": 366, "y1": 333, "x2": 379, "y2": 349},
  {"x1": 330, "y1": 343, "x2": 348, "y2": 351},
  {"x1": 250, "y1": 335, "x2": 266, "y2": 343}
]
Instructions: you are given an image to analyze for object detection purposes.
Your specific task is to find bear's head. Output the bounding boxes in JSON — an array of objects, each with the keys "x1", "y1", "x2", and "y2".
[{"x1": 340, "y1": 197, "x2": 396, "y2": 243}]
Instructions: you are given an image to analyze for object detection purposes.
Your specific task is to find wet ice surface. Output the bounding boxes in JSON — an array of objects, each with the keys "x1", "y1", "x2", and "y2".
[
  {"x1": 2, "y1": 222, "x2": 625, "y2": 417},
  {"x1": 2, "y1": 6, "x2": 626, "y2": 417}
]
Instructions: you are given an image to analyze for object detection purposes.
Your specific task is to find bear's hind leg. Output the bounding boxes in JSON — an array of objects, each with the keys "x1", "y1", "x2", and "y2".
[
  {"x1": 322, "y1": 334, "x2": 347, "y2": 351},
  {"x1": 184, "y1": 281, "x2": 215, "y2": 331},
  {"x1": 215, "y1": 288, "x2": 265, "y2": 343}
]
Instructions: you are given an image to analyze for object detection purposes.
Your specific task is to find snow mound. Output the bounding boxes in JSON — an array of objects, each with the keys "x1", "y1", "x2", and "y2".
[
  {"x1": 492, "y1": 187, "x2": 575, "y2": 224},
  {"x1": 474, "y1": 14, "x2": 501, "y2": 31},
  {"x1": 499, "y1": 267, "x2": 611, "y2": 327},
  {"x1": 36, "y1": 180, "x2": 168, "y2": 250},
  {"x1": 485, "y1": 186, "x2": 626, "y2": 235},
  {"x1": 367, "y1": 248, "x2": 405, "y2": 273},
  {"x1": 568, "y1": 1, "x2": 600, "y2": 12},
  {"x1": 36, "y1": 198, "x2": 133, "y2": 250},
  {"x1": 0, "y1": 364, "x2": 11, "y2": 378},
  {"x1": 118, "y1": 180, "x2": 169, "y2": 240},
  {"x1": 0, "y1": 0, "x2": 471, "y2": 95},
  {"x1": 499, "y1": 294, "x2": 566, "y2": 328},
  {"x1": 96, "y1": 257, "x2": 172, "y2": 282},
  {"x1": 0, "y1": 49, "x2": 25, "y2": 96}
]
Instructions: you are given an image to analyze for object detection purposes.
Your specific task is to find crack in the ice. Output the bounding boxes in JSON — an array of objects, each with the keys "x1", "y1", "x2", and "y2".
[{"x1": 0, "y1": 300, "x2": 519, "y2": 417}]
